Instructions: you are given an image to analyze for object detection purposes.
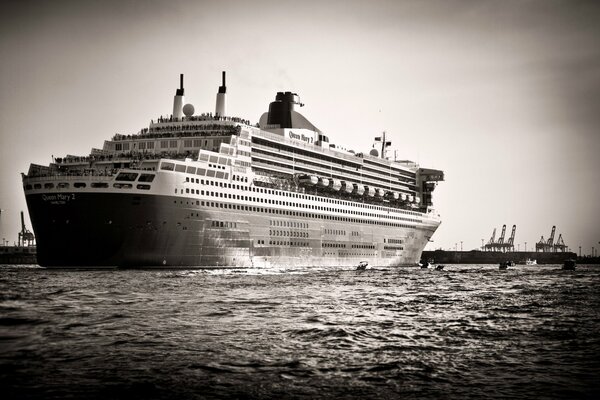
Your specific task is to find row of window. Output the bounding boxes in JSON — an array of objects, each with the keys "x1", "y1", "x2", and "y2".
[
  {"x1": 383, "y1": 246, "x2": 404, "y2": 251},
  {"x1": 267, "y1": 241, "x2": 309, "y2": 247},
  {"x1": 324, "y1": 243, "x2": 345, "y2": 248},
  {"x1": 269, "y1": 230, "x2": 308, "y2": 238},
  {"x1": 324, "y1": 229, "x2": 346, "y2": 236},
  {"x1": 114, "y1": 183, "x2": 151, "y2": 190},
  {"x1": 187, "y1": 200, "x2": 417, "y2": 229},
  {"x1": 251, "y1": 144, "x2": 414, "y2": 192},
  {"x1": 270, "y1": 220, "x2": 308, "y2": 228},
  {"x1": 178, "y1": 168, "x2": 419, "y2": 218},
  {"x1": 385, "y1": 238, "x2": 404, "y2": 244},
  {"x1": 211, "y1": 220, "x2": 238, "y2": 228},
  {"x1": 25, "y1": 182, "x2": 150, "y2": 191},
  {"x1": 182, "y1": 187, "x2": 422, "y2": 224},
  {"x1": 351, "y1": 244, "x2": 376, "y2": 249}
]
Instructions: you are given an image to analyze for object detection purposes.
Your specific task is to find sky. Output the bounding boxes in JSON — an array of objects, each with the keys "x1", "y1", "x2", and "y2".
[{"x1": 1, "y1": 0, "x2": 599, "y2": 254}]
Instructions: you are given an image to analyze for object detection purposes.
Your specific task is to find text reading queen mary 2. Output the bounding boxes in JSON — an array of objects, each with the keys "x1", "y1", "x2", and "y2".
[{"x1": 22, "y1": 72, "x2": 444, "y2": 268}]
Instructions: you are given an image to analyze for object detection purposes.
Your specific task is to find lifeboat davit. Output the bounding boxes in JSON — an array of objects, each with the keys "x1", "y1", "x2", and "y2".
[
  {"x1": 318, "y1": 177, "x2": 330, "y2": 188},
  {"x1": 353, "y1": 184, "x2": 365, "y2": 195},
  {"x1": 330, "y1": 179, "x2": 342, "y2": 191}
]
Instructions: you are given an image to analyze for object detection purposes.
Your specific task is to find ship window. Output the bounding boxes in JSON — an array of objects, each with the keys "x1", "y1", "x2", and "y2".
[
  {"x1": 186, "y1": 166, "x2": 197, "y2": 174},
  {"x1": 207, "y1": 170, "x2": 215, "y2": 177},
  {"x1": 169, "y1": 140, "x2": 178, "y2": 148},
  {"x1": 116, "y1": 172, "x2": 138, "y2": 181},
  {"x1": 25, "y1": 184, "x2": 33, "y2": 190},
  {"x1": 137, "y1": 184, "x2": 151, "y2": 190},
  {"x1": 161, "y1": 162, "x2": 175, "y2": 171},
  {"x1": 92, "y1": 182, "x2": 109, "y2": 188},
  {"x1": 34, "y1": 183, "x2": 42, "y2": 189},
  {"x1": 197, "y1": 168, "x2": 206, "y2": 176},
  {"x1": 74, "y1": 182, "x2": 86, "y2": 188},
  {"x1": 138, "y1": 173, "x2": 155, "y2": 182},
  {"x1": 57, "y1": 183, "x2": 70, "y2": 189},
  {"x1": 175, "y1": 164, "x2": 186, "y2": 173},
  {"x1": 113, "y1": 183, "x2": 132, "y2": 189},
  {"x1": 44, "y1": 183, "x2": 54, "y2": 189}
]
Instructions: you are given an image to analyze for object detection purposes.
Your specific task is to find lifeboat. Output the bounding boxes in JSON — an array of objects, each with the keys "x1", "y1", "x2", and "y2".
[
  {"x1": 365, "y1": 186, "x2": 375, "y2": 197},
  {"x1": 318, "y1": 177, "x2": 330, "y2": 188},
  {"x1": 386, "y1": 191, "x2": 399, "y2": 201},
  {"x1": 408, "y1": 195, "x2": 414, "y2": 202},
  {"x1": 330, "y1": 179, "x2": 342, "y2": 191},
  {"x1": 353, "y1": 184, "x2": 365, "y2": 196},
  {"x1": 400, "y1": 193, "x2": 407, "y2": 202},
  {"x1": 414, "y1": 196, "x2": 421, "y2": 204},
  {"x1": 299, "y1": 174, "x2": 318, "y2": 185},
  {"x1": 342, "y1": 181, "x2": 354, "y2": 194},
  {"x1": 376, "y1": 188, "x2": 385, "y2": 197}
]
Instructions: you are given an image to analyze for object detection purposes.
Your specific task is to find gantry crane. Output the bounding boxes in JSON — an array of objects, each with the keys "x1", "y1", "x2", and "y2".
[
  {"x1": 554, "y1": 234, "x2": 568, "y2": 252},
  {"x1": 484, "y1": 224, "x2": 515, "y2": 252},
  {"x1": 18, "y1": 211, "x2": 35, "y2": 247},
  {"x1": 536, "y1": 226, "x2": 557, "y2": 252},
  {"x1": 506, "y1": 225, "x2": 517, "y2": 252}
]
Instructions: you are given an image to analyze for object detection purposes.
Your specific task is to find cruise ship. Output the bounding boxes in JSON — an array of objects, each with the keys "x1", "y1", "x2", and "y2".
[{"x1": 22, "y1": 72, "x2": 444, "y2": 268}]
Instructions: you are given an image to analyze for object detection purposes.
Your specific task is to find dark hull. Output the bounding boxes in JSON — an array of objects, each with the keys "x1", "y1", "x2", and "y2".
[{"x1": 26, "y1": 192, "x2": 435, "y2": 268}]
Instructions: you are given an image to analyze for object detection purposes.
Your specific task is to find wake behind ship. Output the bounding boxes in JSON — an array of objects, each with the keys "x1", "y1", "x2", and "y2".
[{"x1": 22, "y1": 72, "x2": 444, "y2": 268}]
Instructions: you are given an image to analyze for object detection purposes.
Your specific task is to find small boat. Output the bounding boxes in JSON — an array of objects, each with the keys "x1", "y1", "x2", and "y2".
[
  {"x1": 435, "y1": 265, "x2": 445, "y2": 270},
  {"x1": 518, "y1": 258, "x2": 537, "y2": 265},
  {"x1": 356, "y1": 261, "x2": 369, "y2": 271},
  {"x1": 499, "y1": 261, "x2": 514, "y2": 269},
  {"x1": 562, "y1": 259, "x2": 576, "y2": 270}
]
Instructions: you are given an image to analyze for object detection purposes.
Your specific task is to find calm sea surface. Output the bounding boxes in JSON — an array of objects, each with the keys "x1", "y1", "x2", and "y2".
[{"x1": 1, "y1": 264, "x2": 599, "y2": 399}]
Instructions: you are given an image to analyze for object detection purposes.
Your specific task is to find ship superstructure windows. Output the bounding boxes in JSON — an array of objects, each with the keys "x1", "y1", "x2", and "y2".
[{"x1": 116, "y1": 172, "x2": 139, "y2": 181}]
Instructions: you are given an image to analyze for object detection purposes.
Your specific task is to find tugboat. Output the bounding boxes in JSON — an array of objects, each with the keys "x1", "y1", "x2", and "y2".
[
  {"x1": 356, "y1": 261, "x2": 369, "y2": 271},
  {"x1": 562, "y1": 259, "x2": 576, "y2": 270},
  {"x1": 499, "y1": 261, "x2": 514, "y2": 270}
]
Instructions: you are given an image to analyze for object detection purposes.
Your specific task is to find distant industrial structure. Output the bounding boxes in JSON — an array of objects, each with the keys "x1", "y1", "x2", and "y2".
[
  {"x1": 18, "y1": 211, "x2": 36, "y2": 247},
  {"x1": 536, "y1": 226, "x2": 568, "y2": 252},
  {"x1": 483, "y1": 224, "x2": 516, "y2": 252},
  {"x1": 482, "y1": 224, "x2": 569, "y2": 253}
]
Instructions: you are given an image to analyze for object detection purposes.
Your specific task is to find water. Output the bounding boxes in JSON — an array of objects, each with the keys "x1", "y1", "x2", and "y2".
[{"x1": 1, "y1": 264, "x2": 599, "y2": 399}]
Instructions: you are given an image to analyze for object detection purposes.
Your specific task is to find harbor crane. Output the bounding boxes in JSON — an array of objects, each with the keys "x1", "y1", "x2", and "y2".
[
  {"x1": 483, "y1": 225, "x2": 516, "y2": 252},
  {"x1": 536, "y1": 226, "x2": 557, "y2": 252},
  {"x1": 496, "y1": 225, "x2": 507, "y2": 246},
  {"x1": 506, "y1": 225, "x2": 517, "y2": 251},
  {"x1": 485, "y1": 228, "x2": 497, "y2": 250},
  {"x1": 554, "y1": 234, "x2": 568, "y2": 252},
  {"x1": 18, "y1": 211, "x2": 35, "y2": 247}
]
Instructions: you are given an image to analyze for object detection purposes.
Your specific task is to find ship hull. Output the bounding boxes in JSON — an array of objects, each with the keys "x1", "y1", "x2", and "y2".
[{"x1": 25, "y1": 192, "x2": 438, "y2": 268}]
